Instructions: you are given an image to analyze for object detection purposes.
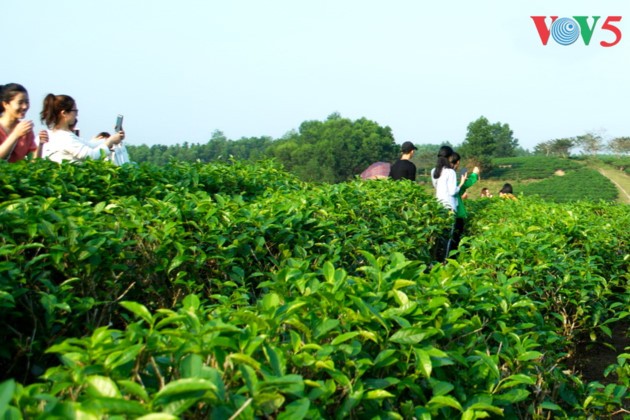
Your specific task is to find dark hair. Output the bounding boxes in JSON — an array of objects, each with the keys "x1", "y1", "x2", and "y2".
[
  {"x1": 450, "y1": 152, "x2": 461, "y2": 166},
  {"x1": 433, "y1": 145, "x2": 454, "y2": 179},
  {"x1": 96, "y1": 132, "x2": 111, "y2": 138},
  {"x1": 40, "y1": 93, "x2": 76, "y2": 128},
  {"x1": 0, "y1": 83, "x2": 28, "y2": 112},
  {"x1": 500, "y1": 183, "x2": 513, "y2": 194}
]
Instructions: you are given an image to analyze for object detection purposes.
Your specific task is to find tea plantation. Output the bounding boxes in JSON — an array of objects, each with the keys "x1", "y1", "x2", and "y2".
[{"x1": 0, "y1": 159, "x2": 629, "y2": 419}]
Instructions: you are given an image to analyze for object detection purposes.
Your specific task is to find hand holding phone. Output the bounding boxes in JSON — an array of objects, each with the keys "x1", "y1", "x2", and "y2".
[{"x1": 115, "y1": 114, "x2": 124, "y2": 132}]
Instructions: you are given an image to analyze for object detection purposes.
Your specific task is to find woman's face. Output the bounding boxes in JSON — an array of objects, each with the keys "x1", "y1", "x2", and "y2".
[
  {"x1": 3, "y1": 92, "x2": 30, "y2": 120},
  {"x1": 62, "y1": 106, "x2": 79, "y2": 128}
]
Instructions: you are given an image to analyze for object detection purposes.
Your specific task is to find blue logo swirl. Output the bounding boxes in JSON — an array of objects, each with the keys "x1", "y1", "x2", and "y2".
[{"x1": 551, "y1": 17, "x2": 580, "y2": 45}]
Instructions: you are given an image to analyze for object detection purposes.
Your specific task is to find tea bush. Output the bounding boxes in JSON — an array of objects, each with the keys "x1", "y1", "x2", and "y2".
[
  {"x1": 1, "y1": 159, "x2": 629, "y2": 419},
  {"x1": 519, "y1": 168, "x2": 618, "y2": 202},
  {"x1": 487, "y1": 157, "x2": 583, "y2": 180},
  {"x1": 0, "y1": 159, "x2": 449, "y2": 385}
]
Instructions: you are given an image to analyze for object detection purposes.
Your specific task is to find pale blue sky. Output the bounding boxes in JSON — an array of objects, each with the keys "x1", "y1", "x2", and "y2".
[{"x1": 5, "y1": 0, "x2": 629, "y2": 150}]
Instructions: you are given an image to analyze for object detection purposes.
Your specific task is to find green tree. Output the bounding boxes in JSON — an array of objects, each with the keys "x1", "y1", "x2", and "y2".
[
  {"x1": 267, "y1": 113, "x2": 398, "y2": 183},
  {"x1": 459, "y1": 116, "x2": 519, "y2": 163},
  {"x1": 576, "y1": 132, "x2": 605, "y2": 156},
  {"x1": 126, "y1": 144, "x2": 150, "y2": 163},
  {"x1": 608, "y1": 136, "x2": 630, "y2": 156},
  {"x1": 459, "y1": 116, "x2": 519, "y2": 170},
  {"x1": 534, "y1": 138, "x2": 575, "y2": 157},
  {"x1": 492, "y1": 122, "x2": 519, "y2": 157}
]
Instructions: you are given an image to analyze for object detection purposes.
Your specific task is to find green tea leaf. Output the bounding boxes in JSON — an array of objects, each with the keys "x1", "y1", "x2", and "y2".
[
  {"x1": 428, "y1": 395, "x2": 462, "y2": 411},
  {"x1": 331, "y1": 332, "x2": 359, "y2": 346},
  {"x1": 415, "y1": 348, "x2": 432, "y2": 378},
  {"x1": 0, "y1": 379, "x2": 16, "y2": 415},
  {"x1": 389, "y1": 328, "x2": 427, "y2": 344},
  {"x1": 516, "y1": 351, "x2": 543, "y2": 361},
  {"x1": 365, "y1": 389, "x2": 394, "y2": 399},
  {"x1": 152, "y1": 378, "x2": 217, "y2": 407},
  {"x1": 119, "y1": 301, "x2": 153, "y2": 325},
  {"x1": 180, "y1": 354, "x2": 203, "y2": 378},
  {"x1": 277, "y1": 397, "x2": 309, "y2": 420},
  {"x1": 86, "y1": 375, "x2": 122, "y2": 398}
]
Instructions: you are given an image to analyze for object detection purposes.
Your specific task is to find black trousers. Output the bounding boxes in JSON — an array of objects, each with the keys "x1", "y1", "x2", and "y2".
[{"x1": 437, "y1": 217, "x2": 465, "y2": 262}]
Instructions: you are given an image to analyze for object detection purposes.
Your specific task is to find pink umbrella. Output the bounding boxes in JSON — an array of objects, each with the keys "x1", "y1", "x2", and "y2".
[{"x1": 360, "y1": 162, "x2": 391, "y2": 180}]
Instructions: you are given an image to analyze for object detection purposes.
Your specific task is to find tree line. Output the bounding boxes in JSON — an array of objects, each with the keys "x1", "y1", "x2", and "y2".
[
  {"x1": 534, "y1": 133, "x2": 630, "y2": 157},
  {"x1": 126, "y1": 113, "x2": 628, "y2": 183}
]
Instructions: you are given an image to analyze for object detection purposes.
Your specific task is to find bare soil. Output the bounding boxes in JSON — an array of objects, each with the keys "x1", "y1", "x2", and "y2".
[{"x1": 571, "y1": 321, "x2": 630, "y2": 384}]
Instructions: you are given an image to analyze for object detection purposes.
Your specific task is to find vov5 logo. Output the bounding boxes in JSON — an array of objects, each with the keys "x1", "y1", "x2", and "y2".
[{"x1": 531, "y1": 16, "x2": 622, "y2": 47}]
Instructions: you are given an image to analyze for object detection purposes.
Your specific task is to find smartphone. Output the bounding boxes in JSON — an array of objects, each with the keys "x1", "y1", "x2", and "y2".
[
  {"x1": 460, "y1": 168, "x2": 468, "y2": 177},
  {"x1": 115, "y1": 114, "x2": 124, "y2": 132}
]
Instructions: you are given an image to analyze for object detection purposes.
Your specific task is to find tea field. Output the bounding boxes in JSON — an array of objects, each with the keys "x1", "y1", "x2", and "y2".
[
  {"x1": 0, "y1": 159, "x2": 629, "y2": 419},
  {"x1": 463, "y1": 156, "x2": 622, "y2": 203}
]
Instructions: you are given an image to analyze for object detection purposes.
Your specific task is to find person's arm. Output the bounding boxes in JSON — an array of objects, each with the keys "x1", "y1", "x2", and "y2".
[
  {"x1": 0, "y1": 136, "x2": 19, "y2": 160},
  {"x1": 104, "y1": 131, "x2": 125, "y2": 149},
  {"x1": 447, "y1": 170, "x2": 461, "y2": 197},
  {"x1": 460, "y1": 172, "x2": 479, "y2": 193},
  {"x1": 407, "y1": 164, "x2": 417, "y2": 181},
  {"x1": 0, "y1": 120, "x2": 33, "y2": 160},
  {"x1": 33, "y1": 130, "x2": 48, "y2": 159},
  {"x1": 66, "y1": 131, "x2": 125, "y2": 161}
]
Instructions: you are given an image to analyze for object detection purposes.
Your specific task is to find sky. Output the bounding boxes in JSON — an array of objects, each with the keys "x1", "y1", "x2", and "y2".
[{"x1": 5, "y1": 0, "x2": 630, "y2": 151}]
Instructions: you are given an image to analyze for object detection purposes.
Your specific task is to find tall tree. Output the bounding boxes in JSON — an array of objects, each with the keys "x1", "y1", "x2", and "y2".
[
  {"x1": 458, "y1": 116, "x2": 519, "y2": 169},
  {"x1": 608, "y1": 136, "x2": 630, "y2": 155},
  {"x1": 266, "y1": 113, "x2": 398, "y2": 183},
  {"x1": 534, "y1": 138, "x2": 575, "y2": 157},
  {"x1": 576, "y1": 132, "x2": 605, "y2": 156}
]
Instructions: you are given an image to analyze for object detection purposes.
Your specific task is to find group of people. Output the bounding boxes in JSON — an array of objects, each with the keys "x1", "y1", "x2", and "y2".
[
  {"x1": 0, "y1": 83, "x2": 128, "y2": 165},
  {"x1": 389, "y1": 141, "x2": 517, "y2": 260}
]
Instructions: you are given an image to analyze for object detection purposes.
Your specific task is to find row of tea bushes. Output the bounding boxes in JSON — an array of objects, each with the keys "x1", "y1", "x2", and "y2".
[
  {"x1": 519, "y1": 168, "x2": 619, "y2": 202},
  {"x1": 1, "y1": 160, "x2": 629, "y2": 418},
  {"x1": 0, "y1": 159, "x2": 302, "y2": 203},
  {"x1": 0, "y1": 160, "x2": 450, "y2": 384},
  {"x1": 487, "y1": 157, "x2": 583, "y2": 180}
]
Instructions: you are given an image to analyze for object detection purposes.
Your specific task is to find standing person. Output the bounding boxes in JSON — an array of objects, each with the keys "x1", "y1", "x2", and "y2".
[
  {"x1": 430, "y1": 146, "x2": 466, "y2": 262},
  {"x1": 389, "y1": 141, "x2": 418, "y2": 181},
  {"x1": 40, "y1": 94, "x2": 125, "y2": 163},
  {"x1": 430, "y1": 145, "x2": 466, "y2": 211},
  {"x1": 450, "y1": 152, "x2": 480, "y2": 251},
  {"x1": 0, "y1": 83, "x2": 39, "y2": 162}
]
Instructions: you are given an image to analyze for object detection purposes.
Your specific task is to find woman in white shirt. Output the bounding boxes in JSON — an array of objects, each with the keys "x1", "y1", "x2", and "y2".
[
  {"x1": 430, "y1": 145, "x2": 466, "y2": 211},
  {"x1": 40, "y1": 93, "x2": 124, "y2": 163}
]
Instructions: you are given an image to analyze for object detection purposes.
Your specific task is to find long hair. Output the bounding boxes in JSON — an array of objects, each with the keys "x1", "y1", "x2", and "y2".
[
  {"x1": 500, "y1": 183, "x2": 513, "y2": 194},
  {"x1": 0, "y1": 83, "x2": 28, "y2": 112},
  {"x1": 450, "y1": 152, "x2": 461, "y2": 167},
  {"x1": 433, "y1": 145, "x2": 454, "y2": 179},
  {"x1": 40, "y1": 94, "x2": 75, "y2": 128}
]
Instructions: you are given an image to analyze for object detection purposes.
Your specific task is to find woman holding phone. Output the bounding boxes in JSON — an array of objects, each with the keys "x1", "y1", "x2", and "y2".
[
  {"x1": 40, "y1": 93, "x2": 124, "y2": 163},
  {"x1": 0, "y1": 83, "x2": 40, "y2": 162}
]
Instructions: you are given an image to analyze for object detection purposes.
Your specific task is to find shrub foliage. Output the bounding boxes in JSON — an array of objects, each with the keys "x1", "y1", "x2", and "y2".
[{"x1": 0, "y1": 159, "x2": 629, "y2": 419}]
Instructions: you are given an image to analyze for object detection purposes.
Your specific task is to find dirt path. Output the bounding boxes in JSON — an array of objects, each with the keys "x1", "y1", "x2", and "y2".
[{"x1": 589, "y1": 162, "x2": 630, "y2": 204}]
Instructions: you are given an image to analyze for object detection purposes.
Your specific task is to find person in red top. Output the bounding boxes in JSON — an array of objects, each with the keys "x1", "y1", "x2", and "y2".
[{"x1": 0, "y1": 83, "x2": 41, "y2": 162}]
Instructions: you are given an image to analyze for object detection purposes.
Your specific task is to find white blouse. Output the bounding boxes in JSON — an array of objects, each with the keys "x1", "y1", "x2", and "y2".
[
  {"x1": 431, "y1": 167, "x2": 460, "y2": 211},
  {"x1": 43, "y1": 130, "x2": 111, "y2": 163}
]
